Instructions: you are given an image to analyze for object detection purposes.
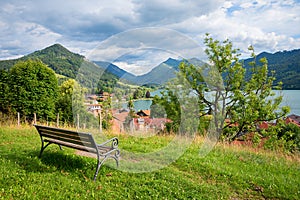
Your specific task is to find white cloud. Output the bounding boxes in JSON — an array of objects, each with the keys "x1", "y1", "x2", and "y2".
[
  {"x1": 112, "y1": 48, "x2": 182, "y2": 75},
  {"x1": 0, "y1": 0, "x2": 300, "y2": 66},
  {"x1": 0, "y1": 19, "x2": 61, "y2": 59},
  {"x1": 87, "y1": 27, "x2": 204, "y2": 62}
]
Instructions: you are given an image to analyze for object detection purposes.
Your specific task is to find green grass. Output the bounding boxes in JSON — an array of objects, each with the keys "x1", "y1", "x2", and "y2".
[{"x1": 1, "y1": 126, "x2": 300, "y2": 199}]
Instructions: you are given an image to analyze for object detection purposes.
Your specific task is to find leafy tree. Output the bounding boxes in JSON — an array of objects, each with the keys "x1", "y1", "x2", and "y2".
[
  {"x1": 133, "y1": 87, "x2": 146, "y2": 99},
  {"x1": 124, "y1": 97, "x2": 136, "y2": 130},
  {"x1": 8, "y1": 60, "x2": 58, "y2": 120},
  {"x1": 101, "y1": 95, "x2": 112, "y2": 130},
  {"x1": 150, "y1": 91, "x2": 181, "y2": 133},
  {"x1": 56, "y1": 79, "x2": 98, "y2": 127},
  {"x1": 56, "y1": 79, "x2": 77, "y2": 123},
  {"x1": 145, "y1": 90, "x2": 151, "y2": 98},
  {"x1": 176, "y1": 34, "x2": 289, "y2": 140},
  {"x1": 0, "y1": 69, "x2": 10, "y2": 113}
]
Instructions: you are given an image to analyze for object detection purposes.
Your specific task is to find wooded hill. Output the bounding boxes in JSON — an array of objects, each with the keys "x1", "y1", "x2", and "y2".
[
  {"x1": 0, "y1": 44, "x2": 118, "y2": 89},
  {"x1": 1, "y1": 44, "x2": 300, "y2": 89},
  {"x1": 243, "y1": 49, "x2": 300, "y2": 89}
]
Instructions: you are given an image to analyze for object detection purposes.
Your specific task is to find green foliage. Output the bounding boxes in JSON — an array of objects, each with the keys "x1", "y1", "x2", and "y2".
[
  {"x1": 97, "y1": 72, "x2": 118, "y2": 93},
  {"x1": 243, "y1": 49, "x2": 300, "y2": 89},
  {"x1": 150, "y1": 91, "x2": 181, "y2": 133},
  {"x1": 101, "y1": 96, "x2": 113, "y2": 130},
  {"x1": 133, "y1": 87, "x2": 146, "y2": 99},
  {"x1": 56, "y1": 79, "x2": 98, "y2": 128},
  {"x1": 264, "y1": 120, "x2": 300, "y2": 152},
  {"x1": 7, "y1": 60, "x2": 59, "y2": 120},
  {"x1": 56, "y1": 79, "x2": 77, "y2": 123},
  {"x1": 175, "y1": 34, "x2": 289, "y2": 140},
  {"x1": 0, "y1": 61, "x2": 99, "y2": 126},
  {"x1": 227, "y1": 47, "x2": 289, "y2": 140},
  {"x1": 0, "y1": 69, "x2": 10, "y2": 113}
]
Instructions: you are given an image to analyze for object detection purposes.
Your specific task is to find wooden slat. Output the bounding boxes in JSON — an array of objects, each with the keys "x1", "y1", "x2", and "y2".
[
  {"x1": 44, "y1": 139, "x2": 97, "y2": 153},
  {"x1": 97, "y1": 146, "x2": 113, "y2": 154},
  {"x1": 37, "y1": 127, "x2": 91, "y2": 141},
  {"x1": 38, "y1": 128, "x2": 93, "y2": 144},
  {"x1": 35, "y1": 125, "x2": 96, "y2": 148},
  {"x1": 41, "y1": 132, "x2": 95, "y2": 148}
]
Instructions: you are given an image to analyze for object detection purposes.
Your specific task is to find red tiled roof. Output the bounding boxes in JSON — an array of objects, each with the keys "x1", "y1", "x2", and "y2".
[
  {"x1": 285, "y1": 114, "x2": 300, "y2": 127},
  {"x1": 113, "y1": 111, "x2": 129, "y2": 122}
]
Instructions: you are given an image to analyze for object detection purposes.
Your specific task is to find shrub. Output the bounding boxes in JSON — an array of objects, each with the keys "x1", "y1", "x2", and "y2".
[{"x1": 264, "y1": 120, "x2": 300, "y2": 152}]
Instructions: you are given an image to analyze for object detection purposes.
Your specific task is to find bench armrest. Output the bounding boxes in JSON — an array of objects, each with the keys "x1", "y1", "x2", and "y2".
[{"x1": 97, "y1": 137, "x2": 118, "y2": 148}]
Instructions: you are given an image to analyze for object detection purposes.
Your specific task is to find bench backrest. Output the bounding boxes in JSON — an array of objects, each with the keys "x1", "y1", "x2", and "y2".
[{"x1": 34, "y1": 125, "x2": 98, "y2": 151}]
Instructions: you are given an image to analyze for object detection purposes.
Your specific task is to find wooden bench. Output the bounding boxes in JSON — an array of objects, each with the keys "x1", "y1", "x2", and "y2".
[{"x1": 34, "y1": 125, "x2": 120, "y2": 181}]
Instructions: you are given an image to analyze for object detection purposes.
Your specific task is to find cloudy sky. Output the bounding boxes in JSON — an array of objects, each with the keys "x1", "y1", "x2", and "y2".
[{"x1": 1, "y1": 0, "x2": 300, "y2": 75}]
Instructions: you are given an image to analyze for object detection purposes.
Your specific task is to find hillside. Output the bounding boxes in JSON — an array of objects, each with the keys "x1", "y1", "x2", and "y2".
[
  {"x1": 1, "y1": 126, "x2": 300, "y2": 199},
  {"x1": 133, "y1": 58, "x2": 182, "y2": 85},
  {"x1": 93, "y1": 61, "x2": 136, "y2": 84},
  {"x1": 243, "y1": 49, "x2": 300, "y2": 89},
  {"x1": 95, "y1": 58, "x2": 205, "y2": 85},
  {"x1": 0, "y1": 44, "x2": 117, "y2": 89}
]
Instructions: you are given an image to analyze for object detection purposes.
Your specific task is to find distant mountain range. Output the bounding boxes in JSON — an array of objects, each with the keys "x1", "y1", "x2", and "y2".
[
  {"x1": 95, "y1": 57, "x2": 205, "y2": 85},
  {"x1": 0, "y1": 44, "x2": 300, "y2": 89}
]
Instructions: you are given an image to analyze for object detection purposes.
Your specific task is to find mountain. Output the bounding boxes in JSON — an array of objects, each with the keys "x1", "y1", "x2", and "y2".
[
  {"x1": 134, "y1": 58, "x2": 205, "y2": 85},
  {"x1": 0, "y1": 44, "x2": 117, "y2": 89},
  {"x1": 93, "y1": 61, "x2": 136, "y2": 82},
  {"x1": 95, "y1": 58, "x2": 205, "y2": 85},
  {"x1": 243, "y1": 49, "x2": 300, "y2": 89},
  {"x1": 133, "y1": 58, "x2": 181, "y2": 85},
  {"x1": 94, "y1": 58, "x2": 182, "y2": 85},
  {"x1": 1, "y1": 44, "x2": 299, "y2": 89},
  {"x1": 96, "y1": 48, "x2": 300, "y2": 89}
]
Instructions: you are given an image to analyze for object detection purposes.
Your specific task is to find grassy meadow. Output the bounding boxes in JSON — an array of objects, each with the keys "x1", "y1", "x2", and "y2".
[{"x1": 0, "y1": 125, "x2": 299, "y2": 199}]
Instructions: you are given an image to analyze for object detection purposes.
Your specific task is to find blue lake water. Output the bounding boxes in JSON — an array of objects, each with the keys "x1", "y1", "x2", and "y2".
[
  {"x1": 276, "y1": 90, "x2": 300, "y2": 115},
  {"x1": 126, "y1": 90, "x2": 300, "y2": 116}
]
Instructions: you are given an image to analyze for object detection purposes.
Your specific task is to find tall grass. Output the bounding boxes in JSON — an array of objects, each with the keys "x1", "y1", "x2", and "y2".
[{"x1": 1, "y1": 125, "x2": 299, "y2": 199}]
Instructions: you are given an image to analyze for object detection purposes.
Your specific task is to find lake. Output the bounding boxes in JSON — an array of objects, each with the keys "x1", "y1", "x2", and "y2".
[
  {"x1": 276, "y1": 90, "x2": 300, "y2": 115},
  {"x1": 124, "y1": 90, "x2": 300, "y2": 116}
]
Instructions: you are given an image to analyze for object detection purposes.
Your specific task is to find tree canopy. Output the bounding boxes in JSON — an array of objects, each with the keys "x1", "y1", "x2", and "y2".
[
  {"x1": 7, "y1": 60, "x2": 59, "y2": 120},
  {"x1": 159, "y1": 34, "x2": 289, "y2": 140}
]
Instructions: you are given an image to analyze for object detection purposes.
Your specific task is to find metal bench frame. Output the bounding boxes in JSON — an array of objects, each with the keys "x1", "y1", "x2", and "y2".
[{"x1": 34, "y1": 125, "x2": 120, "y2": 181}]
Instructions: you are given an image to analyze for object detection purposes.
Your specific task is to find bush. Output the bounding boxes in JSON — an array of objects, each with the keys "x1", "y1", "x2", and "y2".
[{"x1": 264, "y1": 120, "x2": 300, "y2": 152}]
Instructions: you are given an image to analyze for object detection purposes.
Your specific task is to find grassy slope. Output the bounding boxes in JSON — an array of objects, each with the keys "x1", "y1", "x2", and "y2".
[{"x1": 0, "y1": 126, "x2": 299, "y2": 199}]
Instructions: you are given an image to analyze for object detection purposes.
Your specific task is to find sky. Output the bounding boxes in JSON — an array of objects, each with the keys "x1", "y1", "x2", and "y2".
[{"x1": 1, "y1": 0, "x2": 300, "y2": 75}]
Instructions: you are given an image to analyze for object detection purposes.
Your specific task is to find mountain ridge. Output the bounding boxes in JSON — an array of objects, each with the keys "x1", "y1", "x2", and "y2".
[
  {"x1": 1, "y1": 44, "x2": 300, "y2": 89},
  {"x1": 242, "y1": 49, "x2": 300, "y2": 89},
  {"x1": 0, "y1": 43, "x2": 114, "y2": 89}
]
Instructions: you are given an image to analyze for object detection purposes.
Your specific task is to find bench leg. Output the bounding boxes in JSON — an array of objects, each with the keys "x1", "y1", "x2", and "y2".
[
  {"x1": 38, "y1": 142, "x2": 62, "y2": 158},
  {"x1": 93, "y1": 159, "x2": 103, "y2": 181},
  {"x1": 93, "y1": 152, "x2": 120, "y2": 181},
  {"x1": 39, "y1": 142, "x2": 52, "y2": 158}
]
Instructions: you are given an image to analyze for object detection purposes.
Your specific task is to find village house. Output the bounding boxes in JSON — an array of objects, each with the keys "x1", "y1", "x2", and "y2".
[
  {"x1": 285, "y1": 114, "x2": 300, "y2": 127},
  {"x1": 85, "y1": 94, "x2": 102, "y2": 117},
  {"x1": 111, "y1": 109, "x2": 171, "y2": 133},
  {"x1": 111, "y1": 109, "x2": 129, "y2": 133}
]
